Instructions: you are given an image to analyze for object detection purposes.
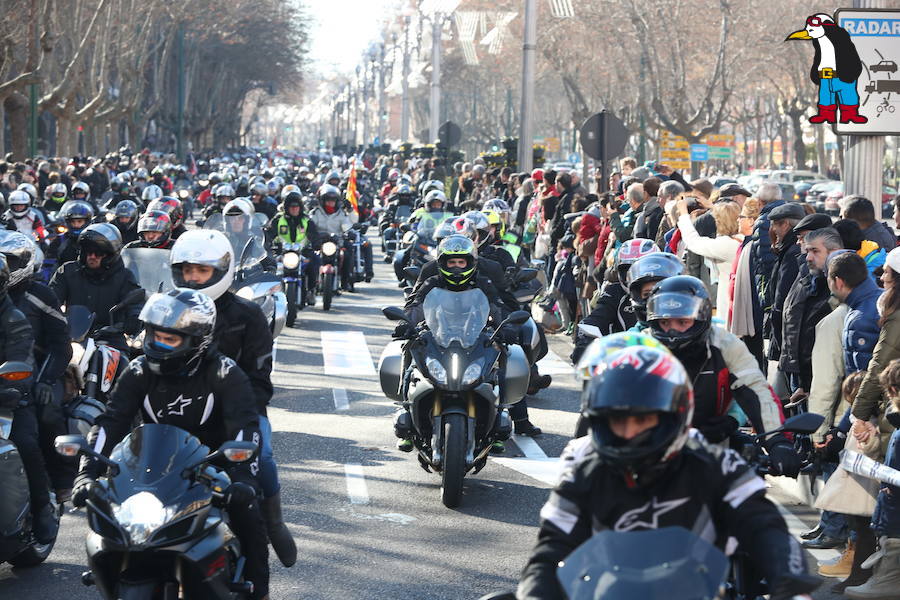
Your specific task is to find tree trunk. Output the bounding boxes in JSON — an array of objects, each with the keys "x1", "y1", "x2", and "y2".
[
  {"x1": 4, "y1": 93, "x2": 28, "y2": 160},
  {"x1": 789, "y1": 111, "x2": 806, "y2": 170}
]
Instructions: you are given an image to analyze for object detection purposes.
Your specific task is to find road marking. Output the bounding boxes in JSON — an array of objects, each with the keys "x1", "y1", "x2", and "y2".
[
  {"x1": 333, "y1": 388, "x2": 349, "y2": 411},
  {"x1": 537, "y1": 349, "x2": 572, "y2": 375},
  {"x1": 493, "y1": 456, "x2": 560, "y2": 487},
  {"x1": 344, "y1": 463, "x2": 370, "y2": 505},
  {"x1": 321, "y1": 331, "x2": 376, "y2": 376},
  {"x1": 513, "y1": 434, "x2": 548, "y2": 459},
  {"x1": 772, "y1": 500, "x2": 841, "y2": 564},
  {"x1": 272, "y1": 339, "x2": 278, "y2": 365}
]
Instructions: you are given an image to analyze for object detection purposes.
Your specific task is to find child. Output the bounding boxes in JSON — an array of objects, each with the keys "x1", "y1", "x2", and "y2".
[{"x1": 551, "y1": 235, "x2": 578, "y2": 335}]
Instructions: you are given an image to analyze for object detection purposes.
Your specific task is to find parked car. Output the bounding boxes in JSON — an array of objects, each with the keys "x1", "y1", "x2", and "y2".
[
  {"x1": 768, "y1": 169, "x2": 822, "y2": 184},
  {"x1": 776, "y1": 183, "x2": 796, "y2": 204},
  {"x1": 824, "y1": 182, "x2": 844, "y2": 216},
  {"x1": 710, "y1": 177, "x2": 737, "y2": 188},
  {"x1": 810, "y1": 180, "x2": 842, "y2": 214}
]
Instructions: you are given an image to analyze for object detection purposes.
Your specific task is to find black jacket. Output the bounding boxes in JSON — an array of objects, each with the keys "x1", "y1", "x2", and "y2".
[
  {"x1": 518, "y1": 434, "x2": 808, "y2": 600},
  {"x1": 214, "y1": 291, "x2": 274, "y2": 416},
  {"x1": 49, "y1": 257, "x2": 143, "y2": 334},
  {"x1": 407, "y1": 256, "x2": 519, "y2": 312},
  {"x1": 8, "y1": 281, "x2": 70, "y2": 383},
  {"x1": 0, "y1": 294, "x2": 34, "y2": 391},
  {"x1": 765, "y1": 235, "x2": 801, "y2": 361},
  {"x1": 778, "y1": 269, "x2": 833, "y2": 390},
  {"x1": 549, "y1": 188, "x2": 576, "y2": 248},
  {"x1": 571, "y1": 282, "x2": 635, "y2": 363},
  {"x1": 88, "y1": 351, "x2": 260, "y2": 476},
  {"x1": 633, "y1": 198, "x2": 664, "y2": 241}
]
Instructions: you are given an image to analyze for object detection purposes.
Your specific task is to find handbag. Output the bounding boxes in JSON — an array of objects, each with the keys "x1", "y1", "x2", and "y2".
[{"x1": 815, "y1": 431, "x2": 881, "y2": 517}]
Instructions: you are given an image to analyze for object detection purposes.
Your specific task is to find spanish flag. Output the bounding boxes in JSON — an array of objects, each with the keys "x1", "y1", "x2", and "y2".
[{"x1": 346, "y1": 159, "x2": 359, "y2": 214}]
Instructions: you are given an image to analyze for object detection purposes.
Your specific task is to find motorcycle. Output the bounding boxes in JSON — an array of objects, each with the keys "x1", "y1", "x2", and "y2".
[
  {"x1": 0, "y1": 360, "x2": 61, "y2": 567},
  {"x1": 380, "y1": 203, "x2": 413, "y2": 259},
  {"x1": 317, "y1": 233, "x2": 342, "y2": 311},
  {"x1": 277, "y1": 240, "x2": 311, "y2": 327},
  {"x1": 391, "y1": 212, "x2": 451, "y2": 287},
  {"x1": 203, "y1": 212, "x2": 287, "y2": 338},
  {"x1": 379, "y1": 288, "x2": 533, "y2": 507},
  {"x1": 54, "y1": 425, "x2": 260, "y2": 599},
  {"x1": 122, "y1": 247, "x2": 176, "y2": 295},
  {"x1": 343, "y1": 222, "x2": 370, "y2": 291}
]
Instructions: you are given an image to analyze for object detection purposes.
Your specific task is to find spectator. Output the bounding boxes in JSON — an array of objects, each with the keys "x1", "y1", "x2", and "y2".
[
  {"x1": 551, "y1": 236, "x2": 579, "y2": 334},
  {"x1": 844, "y1": 195, "x2": 896, "y2": 252},
  {"x1": 549, "y1": 171, "x2": 576, "y2": 250},
  {"x1": 609, "y1": 183, "x2": 644, "y2": 243},
  {"x1": 633, "y1": 177, "x2": 663, "y2": 241},
  {"x1": 764, "y1": 201, "x2": 805, "y2": 399},
  {"x1": 718, "y1": 182, "x2": 753, "y2": 207},
  {"x1": 780, "y1": 227, "x2": 842, "y2": 396},
  {"x1": 674, "y1": 198, "x2": 741, "y2": 317},
  {"x1": 834, "y1": 217, "x2": 887, "y2": 277},
  {"x1": 653, "y1": 179, "x2": 685, "y2": 249},
  {"x1": 619, "y1": 156, "x2": 636, "y2": 176},
  {"x1": 729, "y1": 198, "x2": 764, "y2": 362},
  {"x1": 829, "y1": 251, "x2": 884, "y2": 376},
  {"x1": 749, "y1": 181, "x2": 786, "y2": 313}
]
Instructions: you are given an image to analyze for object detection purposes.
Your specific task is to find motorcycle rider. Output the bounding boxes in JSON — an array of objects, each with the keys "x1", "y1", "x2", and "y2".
[
  {"x1": 70, "y1": 181, "x2": 93, "y2": 207},
  {"x1": 201, "y1": 183, "x2": 235, "y2": 220},
  {"x1": 265, "y1": 190, "x2": 320, "y2": 304},
  {"x1": 645, "y1": 276, "x2": 795, "y2": 467},
  {"x1": 147, "y1": 196, "x2": 187, "y2": 239},
  {"x1": 170, "y1": 230, "x2": 296, "y2": 568},
  {"x1": 139, "y1": 183, "x2": 164, "y2": 208},
  {"x1": 125, "y1": 210, "x2": 175, "y2": 249},
  {"x1": 49, "y1": 223, "x2": 143, "y2": 354},
  {"x1": 45, "y1": 200, "x2": 95, "y2": 268},
  {"x1": 99, "y1": 175, "x2": 134, "y2": 210},
  {"x1": 109, "y1": 199, "x2": 140, "y2": 245},
  {"x1": 310, "y1": 183, "x2": 364, "y2": 289},
  {"x1": 517, "y1": 345, "x2": 819, "y2": 600},
  {"x1": 71, "y1": 288, "x2": 271, "y2": 599},
  {"x1": 3, "y1": 189, "x2": 47, "y2": 239},
  {"x1": 41, "y1": 182, "x2": 69, "y2": 215},
  {"x1": 0, "y1": 231, "x2": 73, "y2": 502},
  {"x1": 250, "y1": 182, "x2": 277, "y2": 220},
  {"x1": 624, "y1": 252, "x2": 685, "y2": 331}
]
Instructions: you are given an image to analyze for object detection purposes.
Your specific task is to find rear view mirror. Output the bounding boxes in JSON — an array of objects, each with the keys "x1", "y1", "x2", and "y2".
[
  {"x1": 54, "y1": 434, "x2": 88, "y2": 457},
  {"x1": 382, "y1": 306, "x2": 407, "y2": 322},
  {"x1": 515, "y1": 269, "x2": 538, "y2": 284},
  {"x1": 506, "y1": 310, "x2": 530, "y2": 326},
  {"x1": 781, "y1": 412, "x2": 825, "y2": 435}
]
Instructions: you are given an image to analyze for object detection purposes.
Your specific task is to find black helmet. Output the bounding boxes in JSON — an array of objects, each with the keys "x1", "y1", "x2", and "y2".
[
  {"x1": 626, "y1": 254, "x2": 685, "y2": 323},
  {"x1": 77, "y1": 223, "x2": 123, "y2": 269},
  {"x1": 646, "y1": 275, "x2": 713, "y2": 351},
  {"x1": 113, "y1": 199, "x2": 140, "y2": 232},
  {"x1": 140, "y1": 288, "x2": 216, "y2": 376},
  {"x1": 437, "y1": 235, "x2": 477, "y2": 288},
  {"x1": 318, "y1": 184, "x2": 341, "y2": 202},
  {"x1": 110, "y1": 174, "x2": 130, "y2": 195},
  {"x1": 282, "y1": 191, "x2": 303, "y2": 213},
  {"x1": 583, "y1": 345, "x2": 693, "y2": 486},
  {"x1": 60, "y1": 200, "x2": 95, "y2": 234}
]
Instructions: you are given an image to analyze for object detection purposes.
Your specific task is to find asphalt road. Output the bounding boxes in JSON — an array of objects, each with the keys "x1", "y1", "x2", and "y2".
[{"x1": 0, "y1": 243, "x2": 853, "y2": 599}]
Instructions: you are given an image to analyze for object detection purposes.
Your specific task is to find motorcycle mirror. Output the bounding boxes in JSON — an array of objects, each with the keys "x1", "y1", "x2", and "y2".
[
  {"x1": 382, "y1": 306, "x2": 407, "y2": 321},
  {"x1": 54, "y1": 434, "x2": 87, "y2": 457},
  {"x1": 515, "y1": 268, "x2": 538, "y2": 284},
  {"x1": 399, "y1": 223, "x2": 411, "y2": 233},
  {"x1": 403, "y1": 266, "x2": 421, "y2": 282},
  {"x1": 780, "y1": 412, "x2": 825, "y2": 435},
  {"x1": 506, "y1": 310, "x2": 531, "y2": 326},
  {"x1": 220, "y1": 440, "x2": 258, "y2": 463},
  {"x1": 0, "y1": 360, "x2": 33, "y2": 381}
]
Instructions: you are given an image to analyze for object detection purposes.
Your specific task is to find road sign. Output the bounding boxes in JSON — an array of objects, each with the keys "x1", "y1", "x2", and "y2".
[
  {"x1": 568, "y1": 152, "x2": 580, "y2": 163},
  {"x1": 438, "y1": 121, "x2": 462, "y2": 147},
  {"x1": 690, "y1": 144, "x2": 709, "y2": 161},
  {"x1": 659, "y1": 130, "x2": 691, "y2": 170},
  {"x1": 835, "y1": 9, "x2": 900, "y2": 135},
  {"x1": 579, "y1": 111, "x2": 629, "y2": 161},
  {"x1": 544, "y1": 137, "x2": 561, "y2": 152}
]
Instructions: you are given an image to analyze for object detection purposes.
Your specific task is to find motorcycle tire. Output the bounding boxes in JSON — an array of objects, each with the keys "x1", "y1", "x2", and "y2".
[
  {"x1": 285, "y1": 281, "x2": 297, "y2": 327},
  {"x1": 322, "y1": 273, "x2": 334, "y2": 311},
  {"x1": 8, "y1": 514, "x2": 58, "y2": 568},
  {"x1": 440, "y1": 413, "x2": 466, "y2": 508},
  {"x1": 298, "y1": 281, "x2": 306, "y2": 312}
]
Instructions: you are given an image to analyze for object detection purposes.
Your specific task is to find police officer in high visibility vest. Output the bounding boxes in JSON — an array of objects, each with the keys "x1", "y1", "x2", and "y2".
[
  {"x1": 483, "y1": 199, "x2": 525, "y2": 266},
  {"x1": 265, "y1": 190, "x2": 320, "y2": 303}
]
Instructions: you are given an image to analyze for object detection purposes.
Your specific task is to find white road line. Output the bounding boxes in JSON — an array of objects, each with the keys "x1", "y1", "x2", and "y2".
[
  {"x1": 772, "y1": 500, "x2": 841, "y2": 564},
  {"x1": 272, "y1": 339, "x2": 278, "y2": 365},
  {"x1": 344, "y1": 463, "x2": 370, "y2": 505},
  {"x1": 321, "y1": 331, "x2": 376, "y2": 376},
  {"x1": 537, "y1": 349, "x2": 573, "y2": 375},
  {"x1": 493, "y1": 456, "x2": 560, "y2": 486},
  {"x1": 514, "y1": 434, "x2": 548, "y2": 459},
  {"x1": 333, "y1": 388, "x2": 350, "y2": 411}
]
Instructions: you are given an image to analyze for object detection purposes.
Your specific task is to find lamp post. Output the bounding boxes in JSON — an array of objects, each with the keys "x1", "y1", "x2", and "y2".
[
  {"x1": 517, "y1": 0, "x2": 537, "y2": 172},
  {"x1": 401, "y1": 16, "x2": 412, "y2": 142}
]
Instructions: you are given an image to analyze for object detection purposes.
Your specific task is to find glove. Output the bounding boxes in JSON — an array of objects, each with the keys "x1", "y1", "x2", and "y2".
[
  {"x1": 697, "y1": 415, "x2": 739, "y2": 444},
  {"x1": 499, "y1": 327, "x2": 520, "y2": 345},
  {"x1": 767, "y1": 441, "x2": 802, "y2": 478},
  {"x1": 392, "y1": 322, "x2": 413, "y2": 339},
  {"x1": 71, "y1": 473, "x2": 95, "y2": 508},
  {"x1": 0, "y1": 388, "x2": 21, "y2": 409},
  {"x1": 33, "y1": 382, "x2": 54, "y2": 406}
]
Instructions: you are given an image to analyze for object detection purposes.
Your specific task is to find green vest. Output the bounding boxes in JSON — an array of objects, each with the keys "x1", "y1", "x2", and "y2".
[
  {"x1": 276, "y1": 215, "x2": 308, "y2": 245},
  {"x1": 503, "y1": 242, "x2": 521, "y2": 262}
]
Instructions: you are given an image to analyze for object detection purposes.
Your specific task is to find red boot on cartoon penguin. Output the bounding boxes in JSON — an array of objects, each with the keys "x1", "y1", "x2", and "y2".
[
  {"x1": 839, "y1": 104, "x2": 868, "y2": 124},
  {"x1": 809, "y1": 104, "x2": 837, "y2": 124}
]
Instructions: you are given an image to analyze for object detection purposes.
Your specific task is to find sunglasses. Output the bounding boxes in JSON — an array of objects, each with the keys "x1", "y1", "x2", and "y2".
[{"x1": 806, "y1": 16, "x2": 832, "y2": 27}]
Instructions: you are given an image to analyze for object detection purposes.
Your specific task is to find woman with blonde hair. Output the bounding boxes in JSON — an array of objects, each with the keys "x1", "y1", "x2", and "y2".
[{"x1": 675, "y1": 198, "x2": 742, "y2": 317}]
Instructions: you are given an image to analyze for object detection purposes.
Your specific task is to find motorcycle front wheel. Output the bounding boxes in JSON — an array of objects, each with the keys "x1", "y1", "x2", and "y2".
[
  {"x1": 322, "y1": 273, "x2": 334, "y2": 311},
  {"x1": 440, "y1": 413, "x2": 467, "y2": 508}
]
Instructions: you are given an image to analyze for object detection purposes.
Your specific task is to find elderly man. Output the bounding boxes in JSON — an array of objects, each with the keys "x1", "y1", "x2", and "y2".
[
  {"x1": 609, "y1": 182, "x2": 644, "y2": 243},
  {"x1": 653, "y1": 179, "x2": 686, "y2": 249}
]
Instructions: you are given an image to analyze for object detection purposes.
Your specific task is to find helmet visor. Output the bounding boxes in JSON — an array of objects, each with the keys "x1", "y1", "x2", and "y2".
[
  {"x1": 138, "y1": 292, "x2": 214, "y2": 337},
  {"x1": 646, "y1": 292, "x2": 707, "y2": 322}
]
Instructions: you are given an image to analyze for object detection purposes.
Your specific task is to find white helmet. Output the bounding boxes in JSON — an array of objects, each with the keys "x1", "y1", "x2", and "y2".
[
  {"x1": 223, "y1": 197, "x2": 254, "y2": 217},
  {"x1": 17, "y1": 183, "x2": 38, "y2": 203},
  {"x1": 8, "y1": 190, "x2": 32, "y2": 218},
  {"x1": 141, "y1": 184, "x2": 164, "y2": 202},
  {"x1": 170, "y1": 229, "x2": 235, "y2": 300},
  {"x1": 71, "y1": 181, "x2": 91, "y2": 201},
  {"x1": 0, "y1": 230, "x2": 38, "y2": 287}
]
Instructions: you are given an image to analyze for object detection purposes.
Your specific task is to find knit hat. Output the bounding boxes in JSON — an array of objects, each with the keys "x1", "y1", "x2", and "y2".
[{"x1": 887, "y1": 246, "x2": 900, "y2": 274}]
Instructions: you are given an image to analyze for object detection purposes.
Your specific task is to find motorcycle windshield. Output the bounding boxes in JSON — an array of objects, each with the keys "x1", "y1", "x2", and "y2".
[
  {"x1": 203, "y1": 212, "x2": 267, "y2": 269},
  {"x1": 417, "y1": 211, "x2": 454, "y2": 245},
  {"x1": 423, "y1": 288, "x2": 490, "y2": 349},
  {"x1": 122, "y1": 248, "x2": 176, "y2": 294},
  {"x1": 557, "y1": 527, "x2": 728, "y2": 600},
  {"x1": 395, "y1": 205, "x2": 413, "y2": 222},
  {"x1": 107, "y1": 424, "x2": 208, "y2": 502}
]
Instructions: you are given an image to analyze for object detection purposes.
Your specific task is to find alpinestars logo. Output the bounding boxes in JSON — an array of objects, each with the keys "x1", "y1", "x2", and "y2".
[
  {"x1": 157, "y1": 394, "x2": 194, "y2": 419},
  {"x1": 614, "y1": 497, "x2": 690, "y2": 531}
]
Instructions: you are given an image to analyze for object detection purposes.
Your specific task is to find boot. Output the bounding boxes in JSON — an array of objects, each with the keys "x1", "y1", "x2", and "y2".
[
  {"x1": 840, "y1": 104, "x2": 869, "y2": 124},
  {"x1": 514, "y1": 420, "x2": 543, "y2": 437},
  {"x1": 809, "y1": 104, "x2": 838, "y2": 124},
  {"x1": 833, "y1": 526, "x2": 877, "y2": 594},
  {"x1": 260, "y1": 493, "x2": 297, "y2": 567},
  {"x1": 845, "y1": 537, "x2": 900, "y2": 599},
  {"x1": 31, "y1": 503, "x2": 57, "y2": 545},
  {"x1": 819, "y1": 539, "x2": 854, "y2": 578}
]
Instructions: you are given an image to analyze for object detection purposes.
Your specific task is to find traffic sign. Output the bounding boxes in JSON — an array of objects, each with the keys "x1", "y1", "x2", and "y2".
[
  {"x1": 690, "y1": 144, "x2": 709, "y2": 161},
  {"x1": 544, "y1": 137, "x2": 561, "y2": 152},
  {"x1": 568, "y1": 153, "x2": 580, "y2": 163},
  {"x1": 579, "y1": 111, "x2": 629, "y2": 161},
  {"x1": 835, "y1": 9, "x2": 900, "y2": 135},
  {"x1": 659, "y1": 130, "x2": 691, "y2": 170},
  {"x1": 438, "y1": 121, "x2": 462, "y2": 147}
]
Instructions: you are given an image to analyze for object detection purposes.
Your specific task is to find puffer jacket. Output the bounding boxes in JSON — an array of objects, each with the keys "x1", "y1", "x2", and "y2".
[
  {"x1": 750, "y1": 199, "x2": 785, "y2": 309},
  {"x1": 778, "y1": 269, "x2": 832, "y2": 390},
  {"x1": 843, "y1": 275, "x2": 883, "y2": 374}
]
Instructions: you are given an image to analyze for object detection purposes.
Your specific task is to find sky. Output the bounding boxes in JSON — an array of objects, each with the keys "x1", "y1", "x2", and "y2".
[{"x1": 302, "y1": 0, "x2": 404, "y2": 76}]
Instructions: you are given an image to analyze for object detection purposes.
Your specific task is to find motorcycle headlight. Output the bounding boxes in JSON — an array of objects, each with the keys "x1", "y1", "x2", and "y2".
[
  {"x1": 112, "y1": 491, "x2": 175, "y2": 545},
  {"x1": 283, "y1": 252, "x2": 300, "y2": 270},
  {"x1": 236, "y1": 286, "x2": 255, "y2": 300},
  {"x1": 461, "y1": 360, "x2": 483, "y2": 386},
  {"x1": 425, "y1": 356, "x2": 447, "y2": 384},
  {"x1": 178, "y1": 189, "x2": 189, "y2": 199},
  {"x1": 322, "y1": 241, "x2": 338, "y2": 256}
]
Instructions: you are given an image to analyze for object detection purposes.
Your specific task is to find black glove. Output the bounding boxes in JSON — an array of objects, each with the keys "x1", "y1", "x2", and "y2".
[
  {"x1": 33, "y1": 382, "x2": 55, "y2": 406},
  {"x1": 71, "y1": 473, "x2": 95, "y2": 508},
  {"x1": 767, "y1": 441, "x2": 802, "y2": 478},
  {"x1": 392, "y1": 322, "x2": 413, "y2": 339},
  {"x1": 499, "y1": 327, "x2": 520, "y2": 345},
  {"x1": 0, "y1": 388, "x2": 21, "y2": 409},
  {"x1": 698, "y1": 415, "x2": 739, "y2": 444}
]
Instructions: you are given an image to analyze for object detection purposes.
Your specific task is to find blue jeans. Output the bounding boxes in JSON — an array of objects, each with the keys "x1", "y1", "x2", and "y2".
[
  {"x1": 818, "y1": 78, "x2": 860, "y2": 106},
  {"x1": 258, "y1": 416, "x2": 279, "y2": 498},
  {"x1": 873, "y1": 429, "x2": 900, "y2": 537}
]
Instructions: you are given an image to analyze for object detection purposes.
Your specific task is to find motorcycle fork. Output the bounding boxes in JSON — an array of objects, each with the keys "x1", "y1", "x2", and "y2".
[{"x1": 430, "y1": 392, "x2": 443, "y2": 466}]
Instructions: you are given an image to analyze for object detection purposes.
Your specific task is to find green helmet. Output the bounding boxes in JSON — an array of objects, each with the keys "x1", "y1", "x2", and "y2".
[{"x1": 437, "y1": 234, "x2": 477, "y2": 288}]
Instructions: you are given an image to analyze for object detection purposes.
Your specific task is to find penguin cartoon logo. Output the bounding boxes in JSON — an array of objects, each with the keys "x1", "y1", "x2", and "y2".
[{"x1": 787, "y1": 13, "x2": 868, "y2": 125}]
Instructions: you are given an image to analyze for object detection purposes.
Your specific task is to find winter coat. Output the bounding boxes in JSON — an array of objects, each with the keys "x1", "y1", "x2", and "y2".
[
  {"x1": 807, "y1": 303, "x2": 848, "y2": 441},
  {"x1": 861, "y1": 221, "x2": 896, "y2": 253},
  {"x1": 764, "y1": 233, "x2": 801, "y2": 361},
  {"x1": 852, "y1": 308, "x2": 900, "y2": 422},
  {"x1": 677, "y1": 214, "x2": 741, "y2": 318},
  {"x1": 778, "y1": 270, "x2": 833, "y2": 390},
  {"x1": 309, "y1": 206, "x2": 358, "y2": 238},
  {"x1": 842, "y1": 275, "x2": 883, "y2": 374},
  {"x1": 750, "y1": 199, "x2": 785, "y2": 310},
  {"x1": 633, "y1": 198, "x2": 664, "y2": 242}
]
